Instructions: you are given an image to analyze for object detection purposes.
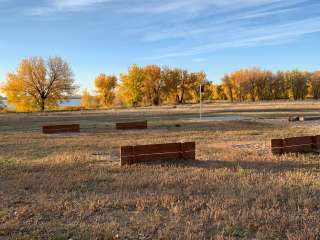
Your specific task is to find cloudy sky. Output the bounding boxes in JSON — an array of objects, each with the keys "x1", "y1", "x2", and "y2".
[{"x1": 0, "y1": 0, "x2": 319, "y2": 91}]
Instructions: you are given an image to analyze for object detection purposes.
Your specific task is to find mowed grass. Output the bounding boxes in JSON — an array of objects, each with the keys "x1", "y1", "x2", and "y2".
[{"x1": 1, "y1": 101, "x2": 320, "y2": 239}]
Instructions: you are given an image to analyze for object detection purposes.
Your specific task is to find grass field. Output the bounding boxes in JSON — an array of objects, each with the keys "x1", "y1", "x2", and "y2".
[{"x1": 1, "y1": 101, "x2": 320, "y2": 239}]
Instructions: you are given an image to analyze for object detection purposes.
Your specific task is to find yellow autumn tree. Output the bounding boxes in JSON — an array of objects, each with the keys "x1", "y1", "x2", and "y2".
[
  {"x1": 142, "y1": 65, "x2": 163, "y2": 106},
  {"x1": 95, "y1": 74, "x2": 117, "y2": 107},
  {"x1": 221, "y1": 74, "x2": 234, "y2": 102},
  {"x1": 1, "y1": 57, "x2": 76, "y2": 112},
  {"x1": 81, "y1": 89, "x2": 96, "y2": 109},
  {"x1": 118, "y1": 64, "x2": 145, "y2": 107},
  {"x1": 1, "y1": 72, "x2": 35, "y2": 112},
  {"x1": 309, "y1": 71, "x2": 320, "y2": 99},
  {"x1": 286, "y1": 70, "x2": 309, "y2": 100},
  {"x1": 210, "y1": 84, "x2": 227, "y2": 100},
  {"x1": 161, "y1": 68, "x2": 192, "y2": 104},
  {"x1": 189, "y1": 71, "x2": 207, "y2": 103}
]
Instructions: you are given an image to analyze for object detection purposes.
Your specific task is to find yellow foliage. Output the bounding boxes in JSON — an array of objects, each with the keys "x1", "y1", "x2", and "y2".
[
  {"x1": 118, "y1": 64, "x2": 145, "y2": 107},
  {"x1": 81, "y1": 89, "x2": 99, "y2": 109},
  {"x1": 1, "y1": 57, "x2": 76, "y2": 112},
  {"x1": 310, "y1": 71, "x2": 320, "y2": 99},
  {"x1": 1, "y1": 72, "x2": 37, "y2": 112},
  {"x1": 161, "y1": 68, "x2": 195, "y2": 104},
  {"x1": 142, "y1": 65, "x2": 162, "y2": 106},
  {"x1": 209, "y1": 84, "x2": 227, "y2": 100},
  {"x1": 81, "y1": 89, "x2": 92, "y2": 108},
  {"x1": 286, "y1": 70, "x2": 309, "y2": 100},
  {"x1": 189, "y1": 71, "x2": 207, "y2": 103},
  {"x1": 95, "y1": 74, "x2": 117, "y2": 107}
]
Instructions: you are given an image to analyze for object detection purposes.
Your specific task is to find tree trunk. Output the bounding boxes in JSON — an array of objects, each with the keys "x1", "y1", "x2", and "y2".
[
  {"x1": 40, "y1": 99, "x2": 45, "y2": 111},
  {"x1": 152, "y1": 88, "x2": 160, "y2": 106},
  {"x1": 178, "y1": 89, "x2": 185, "y2": 104}
]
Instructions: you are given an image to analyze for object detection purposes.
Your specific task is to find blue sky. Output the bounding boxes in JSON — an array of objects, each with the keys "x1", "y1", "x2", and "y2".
[{"x1": 0, "y1": 0, "x2": 320, "y2": 93}]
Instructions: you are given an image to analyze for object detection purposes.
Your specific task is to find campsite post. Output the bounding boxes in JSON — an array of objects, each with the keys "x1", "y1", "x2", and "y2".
[{"x1": 200, "y1": 84, "x2": 203, "y2": 121}]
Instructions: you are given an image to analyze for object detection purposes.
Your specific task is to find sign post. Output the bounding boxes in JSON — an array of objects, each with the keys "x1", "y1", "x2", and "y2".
[{"x1": 200, "y1": 84, "x2": 203, "y2": 121}]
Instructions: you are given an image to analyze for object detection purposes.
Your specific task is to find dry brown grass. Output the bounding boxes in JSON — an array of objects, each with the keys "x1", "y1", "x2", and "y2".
[{"x1": 1, "y1": 101, "x2": 320, "y2": 239}]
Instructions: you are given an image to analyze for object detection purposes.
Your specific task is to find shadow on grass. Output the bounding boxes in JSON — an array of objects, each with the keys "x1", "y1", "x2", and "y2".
[{"x1": 138, "y1": 158, "x2": 320, "y2": 173}]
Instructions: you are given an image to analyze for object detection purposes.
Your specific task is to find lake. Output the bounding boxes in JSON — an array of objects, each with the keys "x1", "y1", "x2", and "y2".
[
  {"x1": 1, "y1": 98, "x2": 81, "y2": 109},
  {"x1": 59, "y1": 99, "x2": 81, "y2": 107}
]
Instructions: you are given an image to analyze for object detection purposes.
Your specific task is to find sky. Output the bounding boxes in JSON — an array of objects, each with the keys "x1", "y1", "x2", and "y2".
[{"x1": 0, "y1": 0, "x2": 320, "y2": 93}]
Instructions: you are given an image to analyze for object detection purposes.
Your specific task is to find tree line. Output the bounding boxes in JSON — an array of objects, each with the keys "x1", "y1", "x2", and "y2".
[
  {"x1": 82, "y1": 64, "x2": 207, "y2": 109},
  {"x1": 211, "y1": 68, "x2": 320, "y2": 101},
  {"x1": 1, "y1": 56, "x2": 320, "y2": 112}
]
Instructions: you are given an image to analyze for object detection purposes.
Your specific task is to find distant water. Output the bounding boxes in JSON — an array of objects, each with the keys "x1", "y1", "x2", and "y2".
[
  {"x1": 59, "y1": 99, "x2": 81, "y2": 107},
  {"x1": 1, "y1": 98, "x2": 81, "y2": 109}
]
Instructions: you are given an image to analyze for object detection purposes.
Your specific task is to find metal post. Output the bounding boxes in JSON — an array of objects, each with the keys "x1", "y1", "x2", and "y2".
[{"x1": 200, "y1": 84, "x2": 202, "y2": 121}]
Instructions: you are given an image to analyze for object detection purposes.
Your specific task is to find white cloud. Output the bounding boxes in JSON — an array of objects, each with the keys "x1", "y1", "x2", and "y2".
[
  {"x1": 126, "y1": 0, "x2": 318, "y2": 59},
  {"x1": 22, "y1": 0, "x2": 320, "y2": 60},
  {"x1": 26, "y1": 0, "x2": 297, "y2": 16},
  {"x1": 26, "y1": 0, "x2": 112, "y2": 15},
  {"x1": 126, "y1": 0, "x2": 287, "y2": 14},
  {"x1": 53, "y1": 0, "x2": 110, "y2": 8},
  {"x1": 149, "y1": 17, "x2": 320, "y2": 59}
]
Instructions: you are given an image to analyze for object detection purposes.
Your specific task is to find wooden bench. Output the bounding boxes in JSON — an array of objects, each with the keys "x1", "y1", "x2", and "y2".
[
  {"x1": 42, "y1": 124, "x2": 80, "y2": 134},
  {"x1": 271, "y1": 135, "x2": 320, "y2": 155},
  {"x1": 116, "y1": 120, "x2": 147, "y2": 130},
  {"x1": 121, "y1": 142, "x2": 196, "y2": 165}
]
